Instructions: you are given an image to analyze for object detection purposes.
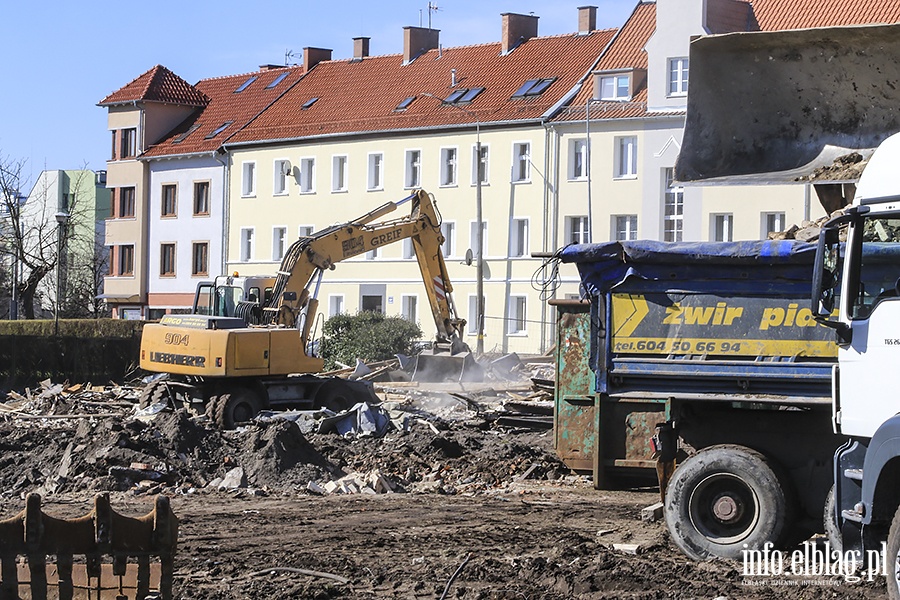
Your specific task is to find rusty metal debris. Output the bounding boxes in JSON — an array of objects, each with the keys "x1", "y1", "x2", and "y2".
[{"x1": 0, "y1": 492, "x2": 177, "y2": 600}]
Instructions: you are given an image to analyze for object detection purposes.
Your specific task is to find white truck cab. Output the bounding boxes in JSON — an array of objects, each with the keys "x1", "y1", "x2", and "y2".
[{"x1": 813, "y1": 131, "x2": 900, "y2": 596}]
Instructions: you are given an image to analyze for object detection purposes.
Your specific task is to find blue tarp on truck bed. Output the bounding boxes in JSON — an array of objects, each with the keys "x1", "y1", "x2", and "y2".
[{"x1": 560, "y1": 240, "x2": 819, "y2": 296}]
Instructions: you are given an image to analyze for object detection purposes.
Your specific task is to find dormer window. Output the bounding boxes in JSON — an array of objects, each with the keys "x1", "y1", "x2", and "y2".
[
  {"x1": 668, "y1": 58, "x2": 689, "y2": 97},
  {"x1": 599, "y1": 74, "x2": 630, "y2": 101}
]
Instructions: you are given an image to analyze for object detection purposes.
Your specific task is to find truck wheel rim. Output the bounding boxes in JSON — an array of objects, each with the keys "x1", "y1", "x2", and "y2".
[{"x1": 688, "y1": 472, "x2": 760, "y2": 545}]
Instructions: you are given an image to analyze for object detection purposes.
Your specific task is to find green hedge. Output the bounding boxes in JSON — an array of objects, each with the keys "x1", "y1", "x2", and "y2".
[{"x1": 0, "y1": 319, "x2": 146, "y2": 392}]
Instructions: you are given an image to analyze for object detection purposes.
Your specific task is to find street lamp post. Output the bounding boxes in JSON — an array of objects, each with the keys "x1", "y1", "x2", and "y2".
[
  {"x1": 54, "y1": 211, "x2": 69, "y2": 336},
  {"x1": 422, "y1": 93, "x2": 485, "y2": 355}
]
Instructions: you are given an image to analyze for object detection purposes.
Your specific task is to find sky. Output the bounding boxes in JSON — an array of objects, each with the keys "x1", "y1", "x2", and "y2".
[{"x1": 0, "y1": 1, "x2": 636, "y2": 185}]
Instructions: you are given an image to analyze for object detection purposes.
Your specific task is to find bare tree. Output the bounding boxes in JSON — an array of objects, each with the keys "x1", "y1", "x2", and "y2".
[{"x1": 0, "y1": 155, "x2": 105, "y2": 320}]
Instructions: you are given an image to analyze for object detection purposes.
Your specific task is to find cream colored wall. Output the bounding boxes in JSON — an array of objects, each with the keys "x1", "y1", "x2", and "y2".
[
  {"x1": 105, "y1": 107, "x2": 148, "y2": 307},
  {"x1": 228, "y1": 124, "x2": 554, "y2": 354}
]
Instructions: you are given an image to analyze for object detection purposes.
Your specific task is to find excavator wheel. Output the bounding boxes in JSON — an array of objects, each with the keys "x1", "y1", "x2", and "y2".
[
  {"x1": 207, "y1": 390, "x2": 261, "y2": 429},
  {"x1": 139, "y1": 381, "x2": 172, "y2": 410},
  {"x1": 316, "y1": 381, "x2": 357, "y2": 413}
]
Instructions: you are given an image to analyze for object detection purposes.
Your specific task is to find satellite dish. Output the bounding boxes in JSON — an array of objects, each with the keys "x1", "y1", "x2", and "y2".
[
  {"x1": 281, "y1": 160, "x2": 293, "y2": 176},
  {"x1": 464, "y1": 248, "x2": 474, "y2": 266}
]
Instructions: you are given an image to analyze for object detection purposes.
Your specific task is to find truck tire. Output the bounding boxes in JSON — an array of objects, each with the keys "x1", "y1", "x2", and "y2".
[
  {"x1": 208, "y1": 390, "x2": 261, "y2": 429},
  {"x1": 887, "y1": 505, "x2": 900, "y2": 600},
  {"x1": 824, "y1": 484, "x2": 843, "y2": 554},
  {"x1": 664, "y1": 444, "x2": 795, "y2": 560},
  {"x1": 139, "y1": 382, "x2": 171, "y2": 410}
]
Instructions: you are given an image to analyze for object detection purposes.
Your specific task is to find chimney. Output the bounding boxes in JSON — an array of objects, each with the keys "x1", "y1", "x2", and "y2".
[
  {"x1": 258, "y1": 64, "x2": 284, "y2": 72},
  {"x1": 303, "y1": 47, "x2": 332, "y2": 71},
  {"x1": 403, "y1": 26, "x2": 440, "y2": 64},
  {"x1": 578, "y1": 6, "x2": 597, "y2": 34},
  {"x1": 353, "y1": 37, "x2": 370, "y2": 60},
  {"x1": 501, "y1": 13, "x2": 539, "y2": 54}
]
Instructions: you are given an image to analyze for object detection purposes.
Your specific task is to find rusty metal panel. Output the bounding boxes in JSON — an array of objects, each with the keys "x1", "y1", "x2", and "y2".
[
  {"x1": 553, "y1": 302, "x2": 596, "y2": 472},
  {"x1": 16, "y1": 562, "x2": 162, "y2": 600}
]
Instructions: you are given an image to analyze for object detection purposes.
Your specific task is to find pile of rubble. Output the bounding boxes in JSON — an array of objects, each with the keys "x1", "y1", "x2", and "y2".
[{"x1": 0, "y1": 354, "x2": 569, "y2": 501}]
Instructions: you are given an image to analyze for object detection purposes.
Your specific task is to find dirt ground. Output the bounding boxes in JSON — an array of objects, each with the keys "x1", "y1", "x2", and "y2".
[{"x1": 0, "y1": 383, "x2": 890, "y2": 599}]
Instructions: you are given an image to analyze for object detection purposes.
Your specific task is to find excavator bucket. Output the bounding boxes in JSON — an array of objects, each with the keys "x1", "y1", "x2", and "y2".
[
  {"x1": 675, "y1": 23, "x2": 900, "y2": 185},
  {"x1": 411, "y1": 351, "x2": 484, "y2": 383}
]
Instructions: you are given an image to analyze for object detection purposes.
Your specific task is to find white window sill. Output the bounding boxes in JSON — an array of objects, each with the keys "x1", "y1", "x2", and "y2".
[
  {"x1": 567, "y1": 176, "x2": 587, "y2": 182},
  {"x1": 511, "y1": 179, "x2": 531, "y2": 185},
  {"x1": 241, "y1": 194, "x2": 256, "y2": 199},
  {"x1": 273, "y1": 192, "x2": 289, "y2": 197},
  {"x1": 439, "y1": 183, "x2": 458, "y2": 189},
  {"x1": 470, "y1": 182, "x2": 490, "y2": 187},
  {"x1": 613, "y1": 175, "x2": 638, "y2": 181},
  {"x1": 331, "y1": 189, "x2": 348, "y2": 194},
  {"x1": 299, "y1": 190, "x2": 316, "y2": 195},
  {"x1": 367, "y1": 187, "x2": 384, "y2": 192}
]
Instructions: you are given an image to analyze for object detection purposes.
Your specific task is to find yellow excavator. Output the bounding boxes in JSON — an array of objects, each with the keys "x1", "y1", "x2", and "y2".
[{"x1": 139, "y1": 189, "x2": 481, "y2": 428}]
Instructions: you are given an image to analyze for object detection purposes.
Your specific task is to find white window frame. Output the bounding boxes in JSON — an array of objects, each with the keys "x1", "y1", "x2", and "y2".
[
  {"x1": 240, "y1": 227, "x2": 254, "y2": 262},
  {"x1": 298, "y1": 225, "x2": 314, "y2": 238},
  {"x1": 367, "y1": 152, "x2": 384, "y2": 191},
  {"x1": 299, "y1": 157, "x2": 315, "y2": 194},
  {"x1": 663, "y1": 168, "x2": 683, "y2": 242},
  {"x1": 272, "y1": 226, "x2": 287, "y2": 261},
  {"x1": 566, "y1": 216, "x2": 590, "y2": 245},
  {"x1": 509, "y1": 218, "x2": 528, "y2": 258},
  {"x1": 440, "y1": 147, "x2": 458, "y2": 187},
  {"x1": 615, "y1": 136, "x2": 637, "y2": 179},
  {"x1": 332, "y1": 155, "x2": 348, "y2": 193},
  {"x1": 471, "y1": 144, "x2": 489, "y2": 186},
  {"x1": 470, "y1": 220, "x2": 487, "y2": 260},
  {"x1": 273, "y1": 159, "x2": 290, "y2": 196},
  {"x1": 441, "y1": 221, "x2": 456, "y2": 258},
  {"x1": 402, "y1": 238, "x2": 415, "y2": 260},
  {"x1": 401, "y1": 294, "x2": 418, "y2": 324},
  {"x1": 599, "y1": 74, "x2": 630, "y2": 101},
  {"x1": 328, "y1": 294, "x2": 345, "y2": 317},
  {"x1": 713, "y1": 214, "x2": 734, "y2": 242},
  {"x1": 366, "y1": 247, "x2": 380, "y2": 260},
  {"x1": 241, "y1": 161, "x2": 256, "y2": 197},
  {"x1": 467, "y1": 294, "x2": 484, "y2": 335},
  {"x1": 512, "y1": 142, "x2": 531, "y2": 183},
  {"x1": 405, "y1": 149, "x2": 422, "y2": 189},
  {"x1": 668, "y1": 57, "x2": 689, "y2": 97},
  {"x1": 613, "y1": 215, "x2": 638, "y2": 241},
  {"x1": 568, "y1": 139, "x2": 587, "y2": 180},
  {"x1": 507, "y1": 295, "x2": 527, "y2": 335},
  {"x1": 763, "y1": 212, "x2": 785, "y2": 238}
]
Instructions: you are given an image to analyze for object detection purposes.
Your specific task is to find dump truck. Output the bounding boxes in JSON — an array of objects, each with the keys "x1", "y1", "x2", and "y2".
[
  {"x1": 553, "y1": 239, "x2": 846, "y2": 560},
  {"x1": 670, "y1": 20, "x2": 900, "y2": 589},
  {"x1": 139, "y1": 189, "x2": 481, "y2": 429}
]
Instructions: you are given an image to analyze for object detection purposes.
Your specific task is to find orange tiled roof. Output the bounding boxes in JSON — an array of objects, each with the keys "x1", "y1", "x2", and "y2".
[
  {"x1": 227, "y1": 29, "x2": 616, "y2": 146},
  {"x1": 560, "y1": 2, "x2": 656, "y2": 115},
  {"x1": 141, "y1": 67, "x2": 306, "y2": 158},
  {"x1": 98, "y1": 65, "x2": 209, "y2": 107},
  {"x1": 751, "y1": 0, "x2": 900, "y2": 30}
]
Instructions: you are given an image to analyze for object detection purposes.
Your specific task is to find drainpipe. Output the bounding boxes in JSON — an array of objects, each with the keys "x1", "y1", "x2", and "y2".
[{"x1": 215, "y1": 148, "x2": 230, "y2": 276}]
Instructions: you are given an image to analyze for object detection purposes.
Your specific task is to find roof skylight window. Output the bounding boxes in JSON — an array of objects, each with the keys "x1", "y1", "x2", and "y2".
[
  {"x1": 205, "y1": 121, "x2": 233, "y2": 139},
  {"x1": 266, "y1": 72, "x2": 290, "y2": 89},
  {"x1": 511, "y1": 77, "x2": 557, "y2": 98},
  {"x1": 395, "y1": 96, "x2": 416, "y2": 111},
  {"x1": 458, "y1": 87, "x2": 485, "y2": 103},
  {"x1": 173, "y1": 124, "x2": 200, "y2": 144},
  {"x1": 301, "y1": 97, "x2": 319, "y2": 110},
  {"x1": 234, "y1": 76, "x2": 258, "y2": 93},
  {"x1": 444, "y1": 89, "x2": 467, "y2": 104}
]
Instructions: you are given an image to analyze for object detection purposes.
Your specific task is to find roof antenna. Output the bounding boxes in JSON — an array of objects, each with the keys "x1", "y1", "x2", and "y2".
[
  {"x1": 284, "y1": 49, "x2": 300, "y2": 66},
  {"x1": 428, "y1": 2, "x2": 441, "y2": 29}
]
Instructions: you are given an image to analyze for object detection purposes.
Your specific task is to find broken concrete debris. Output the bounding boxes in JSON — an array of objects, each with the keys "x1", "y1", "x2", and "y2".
[{"x1": 0, "y1": 354, "x2": 569, "y2": 500}]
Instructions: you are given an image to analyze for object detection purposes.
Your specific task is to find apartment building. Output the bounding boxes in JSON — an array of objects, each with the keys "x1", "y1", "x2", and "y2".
[{"x1": 97, "y1": 0, "x2": 900, "y2": 352}]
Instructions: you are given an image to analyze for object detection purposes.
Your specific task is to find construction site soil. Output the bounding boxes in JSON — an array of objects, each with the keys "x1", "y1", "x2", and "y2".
[{"x1": 0, "y1": 394, "x2": 888, "y2": 599}]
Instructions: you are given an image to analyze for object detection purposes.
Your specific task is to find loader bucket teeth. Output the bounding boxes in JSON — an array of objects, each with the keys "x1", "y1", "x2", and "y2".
[{"x1": 0, "y1": 493, "x2": 178, "y2": 600}]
